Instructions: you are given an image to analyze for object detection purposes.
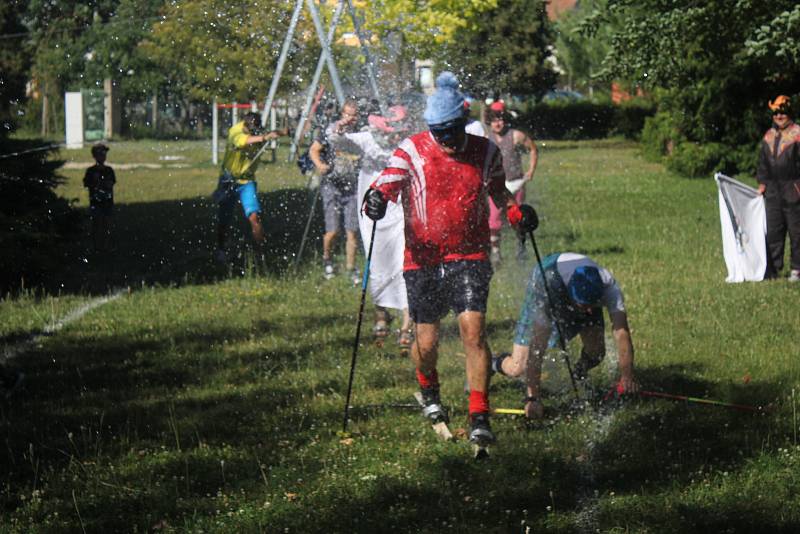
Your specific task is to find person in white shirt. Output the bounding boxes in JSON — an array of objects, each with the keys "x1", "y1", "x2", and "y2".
[
  {"x1": 326, "y1": 105, "x2": 414, "y2": 353},
  {"x1": 492, "y1": 252, "x2": 639, "y2": 418}
]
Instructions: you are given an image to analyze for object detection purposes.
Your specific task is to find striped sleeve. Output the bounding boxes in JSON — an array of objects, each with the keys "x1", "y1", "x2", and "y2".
[{"x1": 372, "y1": 145, "x2": 412, "y2": 202}]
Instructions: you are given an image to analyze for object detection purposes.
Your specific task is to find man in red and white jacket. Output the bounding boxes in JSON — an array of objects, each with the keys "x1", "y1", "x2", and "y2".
[{"x1": 363, "y1": 72, "x2": 538, "y2": 446}]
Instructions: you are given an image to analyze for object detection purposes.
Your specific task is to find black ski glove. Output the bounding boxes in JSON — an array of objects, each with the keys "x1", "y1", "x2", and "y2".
[
  {"x1": 518, "y1": 204, "x2": 539, "y2": 233},
  {"x1": 363, "y1": 188, "x2": 388, "y2": 221}
]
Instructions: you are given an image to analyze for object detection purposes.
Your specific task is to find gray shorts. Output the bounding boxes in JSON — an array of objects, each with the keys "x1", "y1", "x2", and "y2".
[{"x1": 321, "y1": 181, "x2": 358, "y2": 232}]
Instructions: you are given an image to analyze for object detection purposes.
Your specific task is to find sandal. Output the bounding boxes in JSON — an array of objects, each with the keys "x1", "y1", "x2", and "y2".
[
  {"x1": 397, "y1": 328, "x2": 414, "y2": 356},
  {"x1": 372, "y1": 322, "x2": 390, "y2": 347}
]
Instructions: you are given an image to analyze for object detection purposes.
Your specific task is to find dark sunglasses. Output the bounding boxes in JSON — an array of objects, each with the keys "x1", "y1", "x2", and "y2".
[{"x1": 429, "y1": 119, "x2": 466, "y2": 144}]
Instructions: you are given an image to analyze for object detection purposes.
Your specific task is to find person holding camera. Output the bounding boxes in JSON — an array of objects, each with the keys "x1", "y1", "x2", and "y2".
[
  {"x1": 310, "y1": 99, "x2": 362, "y2": 284},
  {"x1": 214, "y1": 112, "x2": 287, "y2": 263}
]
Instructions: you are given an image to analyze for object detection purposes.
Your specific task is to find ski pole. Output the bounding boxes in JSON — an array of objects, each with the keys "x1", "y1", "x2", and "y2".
[
  {"x1": 342, "y1": 220, "x2": 377, "y2": 433},
  {"x1": 602, "y1": 385, "x2": 767, "y2": 413},
  {"x1": 528, "y1": 230, "x2": 580, "y2": 398},
  {"x1": 292, "y1": 178, "x2": 321, "y2": 271},
  {"x1": 493, "y1": 408, "x2": 525, "y2": 415},
  {"x1": 639, "y1": 390, "x2": 766, "y2": 413}
]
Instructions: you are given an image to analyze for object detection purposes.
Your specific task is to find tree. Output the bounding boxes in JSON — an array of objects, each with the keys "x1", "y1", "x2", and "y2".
[
  {"x1": 142, "y1": 0, "x2": 326, "y2": 103},
  {"x1": 0, "y1": 1, "x2": 30, "y2": 136},
  {"x1": 81, "y1": 0, "x2": 166, "y2": 99},
  {"x1": 590, "y1": 0, "x2": 800, "y2": 175},
  {"x1": 432, "y1": 0, "x2": 558, "y2": 99},
  {"x1": 23, "y1": 0, "x2": 167, "y2": 134},
  {"x1": 359, "y1": 0, "x2": 498, "y2": 57},
  {"x1": 552, "y1": 0, "x2": 616, "y2": 94},
  {"x1": 0, "y1": 2, "x2": 80, "y2": 292}
]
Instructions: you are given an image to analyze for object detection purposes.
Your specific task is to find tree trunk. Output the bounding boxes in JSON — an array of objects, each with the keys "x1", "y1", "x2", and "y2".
[
  {"x1": 41, "y1": 90, "x2": 49, "y2": 136},
  {"x1": 152, "y1": 92, "x2": 158, "y2": 131}
]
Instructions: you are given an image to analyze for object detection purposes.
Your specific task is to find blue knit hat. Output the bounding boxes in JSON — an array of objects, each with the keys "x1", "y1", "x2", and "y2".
[
  {"x1": 424, "y1": 72, "x2": 466, "y2": 126},
  {"x1": 567, "y1": 266, "x2": 604, "y2": 306}
]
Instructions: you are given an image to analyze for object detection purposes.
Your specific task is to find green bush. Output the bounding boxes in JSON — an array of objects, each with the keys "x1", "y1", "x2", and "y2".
[
  {"x1": 515, "y1": 100, "x2": 654, "y2": 140},
  {"x1": 640, "y1": 112, "x2": 681, "y2": 162},
  {"x1": 641, "y1": 111, "x2": 763, "y2": 178},
  {"x1": 0, "y1": 141, "x2": 80, "y2": 292},
  {"x1": 723, "y1": 143, "x2": 760, "y2": 176},
  {"x1": 666, "y1": 141, "x2": 726, "y2": 178},
  {"x1": 613, "y1": 99, "x2": 657, "y2": 139}
]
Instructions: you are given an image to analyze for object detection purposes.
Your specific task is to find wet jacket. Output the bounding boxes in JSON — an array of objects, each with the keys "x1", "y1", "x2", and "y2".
[
  {"x1": 372, "y1": 132, "x2": 507, "y2": 270},
  {"x1": 756, "y1": 122, "x2": 800, "y2": 203}
]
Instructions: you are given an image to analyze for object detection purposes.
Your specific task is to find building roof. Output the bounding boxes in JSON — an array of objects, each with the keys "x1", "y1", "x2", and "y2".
[{"x1": 546, "y1": 0, "x2": 577, "y2": 21}]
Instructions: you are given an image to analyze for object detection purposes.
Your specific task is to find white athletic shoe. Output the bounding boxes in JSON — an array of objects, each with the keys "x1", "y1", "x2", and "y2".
[
  {"x1": 789, "y1": 270, "x2": 800, "y2": 282},
  {"x1": 323, "y1": 260, "x2": 335, "y2": 280}
]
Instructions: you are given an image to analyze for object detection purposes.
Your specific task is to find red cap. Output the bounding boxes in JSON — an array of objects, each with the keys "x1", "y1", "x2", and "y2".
[{"x1": 489, "y1": 100, "x2": 506, "y2": 113}]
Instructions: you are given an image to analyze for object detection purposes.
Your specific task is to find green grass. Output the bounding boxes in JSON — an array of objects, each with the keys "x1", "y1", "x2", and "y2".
[{"x1": 2, "y1": 138, "x2": 799, "y2": 532}]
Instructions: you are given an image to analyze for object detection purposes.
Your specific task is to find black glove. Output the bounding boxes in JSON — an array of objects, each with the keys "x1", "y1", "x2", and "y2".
[
  {"x1": 363, "y1": 188, "x2": 387, "y2": 221},
  {"x1": 518, "y1": 204, "x2": 539, "y2": 233}
]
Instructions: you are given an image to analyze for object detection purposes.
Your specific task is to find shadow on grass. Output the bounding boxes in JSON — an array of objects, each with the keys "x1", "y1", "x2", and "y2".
[
  {"x1": 1, "y1": 344, "x2": 793, "y2": 532},
  {"x1": 0, "y1": 308, "x2": 353, "y2": 462},
  {"x1": 40, "y1": 187, "x2": 324, "y2": 295},
  {"x1": 590, "y1": 364, "x2": 778, "y2": 489},
  {"x1": 232, "y1": 364, "x2": 790, "y2": 533}
]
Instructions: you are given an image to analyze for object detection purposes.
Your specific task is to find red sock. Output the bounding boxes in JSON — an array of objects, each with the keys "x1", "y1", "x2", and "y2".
[
  {"x1": 469, "y1": 390, "x2": 490, "y2": 415},
  {"x1": 416, "y1": 368, "x2": 439, "y2": 389}
]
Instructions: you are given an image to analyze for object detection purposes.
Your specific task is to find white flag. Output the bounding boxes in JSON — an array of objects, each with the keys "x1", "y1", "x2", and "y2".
[{"x1": 715, "y1": 173, "x2": 767, "y2": 282}]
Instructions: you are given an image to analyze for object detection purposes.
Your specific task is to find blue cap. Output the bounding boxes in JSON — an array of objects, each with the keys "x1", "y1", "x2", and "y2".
[
  {"x1": 424, "y1": 72, "x2": 466, "y2": 126},
  {"x1": 567, "y1": 266, "x2": 604, "y2": 305}
]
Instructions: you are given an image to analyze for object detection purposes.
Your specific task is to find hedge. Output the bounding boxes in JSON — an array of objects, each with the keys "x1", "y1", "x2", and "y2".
[{"x1": 513, "y1": 99, "x2": 656, "y2": 140}]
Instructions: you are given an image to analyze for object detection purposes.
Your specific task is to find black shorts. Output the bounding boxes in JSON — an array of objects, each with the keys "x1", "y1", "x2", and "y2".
[
  {"x1": 403, "y1": 260, "x2": 493, "y2": 324},
  {"x1": 89, "y1": 201, "x2": 114, "y2": 217}
]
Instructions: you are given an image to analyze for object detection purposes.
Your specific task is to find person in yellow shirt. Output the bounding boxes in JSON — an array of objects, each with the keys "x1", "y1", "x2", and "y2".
[{"x1": 214, "y1": 112, "x2": 287, "y2": 262}]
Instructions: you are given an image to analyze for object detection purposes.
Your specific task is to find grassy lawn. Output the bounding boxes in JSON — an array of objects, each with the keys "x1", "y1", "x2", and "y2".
[{"x1": 2, "y1": 138, "x2": 799, "y2": 533}]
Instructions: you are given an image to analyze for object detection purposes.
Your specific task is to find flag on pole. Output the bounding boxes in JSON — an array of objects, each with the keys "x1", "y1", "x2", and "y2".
[{"x1": 715, "y1": 173, "x2": 766, "y2": 282}]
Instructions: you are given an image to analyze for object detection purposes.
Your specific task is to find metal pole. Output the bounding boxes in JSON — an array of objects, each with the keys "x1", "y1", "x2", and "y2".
[
  {"x1": 293, "y1": 181, "x2": 321, "y2": 271},
  {"x1": 639, "y1": 390, "x2": 766, "y2": 413},
  {"x1": 288, "y1": 0, "x2": 345, "y2": 162},
  {"x1": 212, "y1": 97, "x2": 218, "y2": 165},
  {"x1": 305, "y1": 0, "x2": 345, "y2": 106},
  {"x1": 270, "y1": 105, "x2": 277, "y2": 162},
  {"x1": 528, "y1": 231, "x2": 580, "y2": 398},
  {"x1": 346, "y1": 0, "x2": 385, "y2": 113},
  {"x1": 261, "y1": 0, "x2": 304, "y2": 127},
  {"x1": 342, "y1": 220, "x2": 378, "y2": 433}
]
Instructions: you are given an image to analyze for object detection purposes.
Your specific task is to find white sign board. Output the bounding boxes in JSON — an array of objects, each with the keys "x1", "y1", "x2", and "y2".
[{"x1": 65, "y1": 92, "x2": 84, "y2": 149}]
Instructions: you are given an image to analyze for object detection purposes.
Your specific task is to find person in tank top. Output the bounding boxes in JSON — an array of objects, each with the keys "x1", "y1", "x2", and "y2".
[{"x1": 484, "y1": 100, "x2": 538, "y2": 266}]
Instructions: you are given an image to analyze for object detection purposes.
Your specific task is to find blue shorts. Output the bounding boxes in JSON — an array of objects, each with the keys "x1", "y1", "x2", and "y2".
[
  {"x1": 514, "y1": 290, "x2": 604, "y2": 348},
  {"x1": 403, "y1": 260, "x2": 493, "y2": 324},
  {"x1": 218, "y1": 181, "x2": 261, "y2": 221}
]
